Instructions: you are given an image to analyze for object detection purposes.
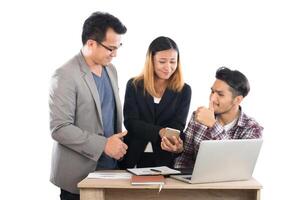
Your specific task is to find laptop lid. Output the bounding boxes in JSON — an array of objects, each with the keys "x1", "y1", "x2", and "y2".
[{"x1": 171, "y1": 139, "x2": 263, "y2": 184}]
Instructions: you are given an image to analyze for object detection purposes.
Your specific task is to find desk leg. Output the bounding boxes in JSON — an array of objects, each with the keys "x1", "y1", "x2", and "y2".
[
  {"x1": 256, "y1": 189, "x2": 261, "y2": 200},
  {"x1": 80, "y1": 188, "x2": 105, "y2": 200}
]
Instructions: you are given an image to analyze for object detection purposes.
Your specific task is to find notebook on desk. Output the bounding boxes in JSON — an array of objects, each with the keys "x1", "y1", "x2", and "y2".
[
  {"x1": 171, "y1": 139, "x2": 263, "y2": 184},
  {"x1": 131, "y1": 175, "x2": 165, "y2": 185}
]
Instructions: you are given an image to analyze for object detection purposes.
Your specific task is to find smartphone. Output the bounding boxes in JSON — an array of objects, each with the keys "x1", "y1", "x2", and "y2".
[{"x1": 165, "y1": 127, "x2": 180, "y2": 139}]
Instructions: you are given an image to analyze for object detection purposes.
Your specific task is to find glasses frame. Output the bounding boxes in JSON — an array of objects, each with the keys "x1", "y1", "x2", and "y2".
[{"x1": 97, "y1": 41, "x2": 122, "y2": 52}]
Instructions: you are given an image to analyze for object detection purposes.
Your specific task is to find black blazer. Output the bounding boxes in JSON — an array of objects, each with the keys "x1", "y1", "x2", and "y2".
[{"x1": 119, "y1": 79, "x2": 191, "y2": 169}]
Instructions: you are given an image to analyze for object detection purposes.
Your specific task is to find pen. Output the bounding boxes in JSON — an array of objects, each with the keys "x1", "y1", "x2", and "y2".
[{"x1": 150, "y1": 168, "x2": 162, "y2": 173}]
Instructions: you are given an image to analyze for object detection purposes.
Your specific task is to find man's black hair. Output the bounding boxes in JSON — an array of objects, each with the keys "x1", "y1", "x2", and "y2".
[
  {"x1": 216, "y1": 67, "x2": 250, "y2": 97},
  {"x1": 82, "y1": 12, "x2": 127, "y2": 45}
]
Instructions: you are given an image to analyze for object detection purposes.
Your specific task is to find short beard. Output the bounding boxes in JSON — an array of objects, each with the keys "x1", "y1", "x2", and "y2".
[{"x1": 214, "y1": 103, "x2": 235, "y2": 116}]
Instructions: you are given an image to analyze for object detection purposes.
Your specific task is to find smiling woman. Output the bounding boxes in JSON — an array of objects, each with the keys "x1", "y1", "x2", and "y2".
[
  {"x1": 153, "y1": 49, "x2": 178, "y2": 88},
  {"x1": 119, "y1": 36, "x2": 192, "y2": 169}
]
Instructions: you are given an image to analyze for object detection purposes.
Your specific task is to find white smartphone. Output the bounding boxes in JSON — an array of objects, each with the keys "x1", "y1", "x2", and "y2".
[{"x1": 165, "y1": 127, "x2": 180, "y2": 139}]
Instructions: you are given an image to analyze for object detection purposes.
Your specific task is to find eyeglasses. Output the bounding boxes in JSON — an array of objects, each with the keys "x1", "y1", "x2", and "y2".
[{"x1": 97, "y1": 41, "x2": 122, "y2": 53}]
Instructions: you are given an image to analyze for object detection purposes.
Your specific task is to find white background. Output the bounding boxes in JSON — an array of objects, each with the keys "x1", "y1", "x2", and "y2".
[{"x1": 1, "y1": 0, "x2": 299, "y2": 199}]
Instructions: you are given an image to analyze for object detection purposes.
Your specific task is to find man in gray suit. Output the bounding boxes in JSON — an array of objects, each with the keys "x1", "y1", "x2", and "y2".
[{"x1": 49, "y1": 12, "x2": 128, "y2": 200}]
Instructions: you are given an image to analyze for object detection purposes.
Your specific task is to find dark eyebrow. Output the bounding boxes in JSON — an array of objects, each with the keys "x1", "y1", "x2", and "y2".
[{"x1": 211, "y1": 88, "x2": 224, "y2": 94}]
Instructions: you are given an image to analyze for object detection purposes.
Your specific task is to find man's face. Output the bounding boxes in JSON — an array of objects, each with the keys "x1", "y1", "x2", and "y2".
[
  {"x1": 92, "y1": 28, "x2": 122, "y2": 67},
  {"x1": 210, "y1": 79, "x2": 239, "y2": 115},
  {"x1": 153, "y1": 49, "x2": 178, "y2": 80}
]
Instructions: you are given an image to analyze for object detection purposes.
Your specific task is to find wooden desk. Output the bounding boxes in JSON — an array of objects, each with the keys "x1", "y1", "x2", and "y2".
[{"x1": 78, "y1": 171, "x2": 262, "y2": 200}]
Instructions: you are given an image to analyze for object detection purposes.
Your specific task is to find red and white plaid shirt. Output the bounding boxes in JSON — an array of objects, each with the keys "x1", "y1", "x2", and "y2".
[{"x1": 174, "y1": 108, "x2": 263, "y2": 168}]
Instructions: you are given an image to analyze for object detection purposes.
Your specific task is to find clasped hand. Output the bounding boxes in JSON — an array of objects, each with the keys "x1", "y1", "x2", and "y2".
[{"x1": 104, "y1": 131, "x2": 128, "y2": 160}]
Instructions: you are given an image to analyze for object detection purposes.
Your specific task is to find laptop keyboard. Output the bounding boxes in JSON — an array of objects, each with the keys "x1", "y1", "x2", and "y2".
[{"x1": 175, "y1": 168, "x2": 193, "y2": 175}]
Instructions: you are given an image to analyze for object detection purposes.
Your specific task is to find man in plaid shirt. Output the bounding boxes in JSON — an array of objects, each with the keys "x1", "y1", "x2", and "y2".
[{"x1": 169, "y1": 67, "x2": 263, "y2": 168}]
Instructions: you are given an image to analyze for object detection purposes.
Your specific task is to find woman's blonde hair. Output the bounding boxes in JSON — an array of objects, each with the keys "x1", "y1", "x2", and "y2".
[{"x1": 133, "y1": 36, "x2": 184, "y2": 97}]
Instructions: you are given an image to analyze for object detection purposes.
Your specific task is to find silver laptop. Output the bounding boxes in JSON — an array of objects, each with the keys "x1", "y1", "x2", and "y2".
[{"x1": 171, "y1": 139, "x2": 263, "y2": 184}]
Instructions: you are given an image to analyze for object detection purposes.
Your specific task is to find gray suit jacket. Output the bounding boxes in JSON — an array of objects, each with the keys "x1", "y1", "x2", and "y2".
[{"x1": 49, "y1": 52, "x2": 122, "y2": 194}]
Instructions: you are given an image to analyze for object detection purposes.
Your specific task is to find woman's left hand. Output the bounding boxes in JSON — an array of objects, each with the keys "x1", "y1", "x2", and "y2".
[{"x1": 161, "y1": 136, "x2": 183, "y2": 153}]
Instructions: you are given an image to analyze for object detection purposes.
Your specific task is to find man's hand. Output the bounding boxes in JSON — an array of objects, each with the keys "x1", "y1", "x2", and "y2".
[
  {"x1": 195, "y1": 100, "x2": 216, "y2": 128},
  {"x1": 104, "y1": 131, "x2": 128, "y2": 160},
  {"x1": 161, "y1": 136, "x2": 183, "y2": 153}
]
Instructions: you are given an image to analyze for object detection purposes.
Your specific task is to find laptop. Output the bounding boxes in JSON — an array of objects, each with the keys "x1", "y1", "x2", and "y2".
[{"x1": 171, "y1": 139, "x2": 263, "y2": 184}]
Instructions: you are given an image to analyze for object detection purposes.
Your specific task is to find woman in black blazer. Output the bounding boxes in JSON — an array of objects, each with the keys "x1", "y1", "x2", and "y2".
[{"x1": 119, "y1": 36, "x2": 191, "y2": 169}]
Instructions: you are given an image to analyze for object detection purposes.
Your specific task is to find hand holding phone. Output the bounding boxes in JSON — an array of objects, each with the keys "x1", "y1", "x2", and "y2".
[
  {"x1": 164, "y1": 127, "x2": 180, "y2": 139},
  {"x1": 160, "y1": 128, "x2": 183, "y2": 153}
]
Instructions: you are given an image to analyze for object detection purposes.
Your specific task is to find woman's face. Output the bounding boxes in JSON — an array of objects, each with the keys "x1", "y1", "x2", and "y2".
[{"x1": 153, "y1": 49, "x2": 178, "y2": 80}]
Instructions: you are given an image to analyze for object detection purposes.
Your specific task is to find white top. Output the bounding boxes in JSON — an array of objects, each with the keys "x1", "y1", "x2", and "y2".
[
  {"x1": 144, "y1": 142, "x2": 153, "y2": 152},
  {"x1": 153, "y1": 97, "x2": 161, "y2": 104},
  {"x1": 218, "y1": 115, "x2": 238, "y2": 132}
]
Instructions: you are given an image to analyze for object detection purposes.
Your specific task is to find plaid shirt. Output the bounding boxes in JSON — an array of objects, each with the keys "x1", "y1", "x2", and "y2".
[{"x1": 174, "y1": 108, "x2": 263, "y2": 168}]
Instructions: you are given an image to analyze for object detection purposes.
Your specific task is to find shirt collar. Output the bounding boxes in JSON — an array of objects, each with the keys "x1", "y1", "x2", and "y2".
[{"x1": 236, "y1": 106, "x2": 248, "y2": 127}]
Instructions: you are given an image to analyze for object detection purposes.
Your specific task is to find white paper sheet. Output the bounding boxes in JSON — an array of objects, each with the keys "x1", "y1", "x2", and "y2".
[
  {"x1": 127, "y1": 166, "x2": 181, "y2": 176},
  {"x1": 87, "y1": 172, "x2": 132, "y2": 179}
]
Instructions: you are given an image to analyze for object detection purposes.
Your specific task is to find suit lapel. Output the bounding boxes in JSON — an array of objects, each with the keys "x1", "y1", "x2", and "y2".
[
  {"x1": 77, "y1": 53, "x2": 103, "y2": 127},
  {"x1": 156, "y1": 89, "x2": 176, "y2": 118},
  {"x1": 145, "y1": 92, "x2": 155, "y2": 117}
]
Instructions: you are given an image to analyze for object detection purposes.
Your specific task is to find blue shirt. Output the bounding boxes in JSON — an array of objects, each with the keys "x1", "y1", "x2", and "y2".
[{"x1": 92, "y1": 68, "x2": 116, "y2": 169}]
